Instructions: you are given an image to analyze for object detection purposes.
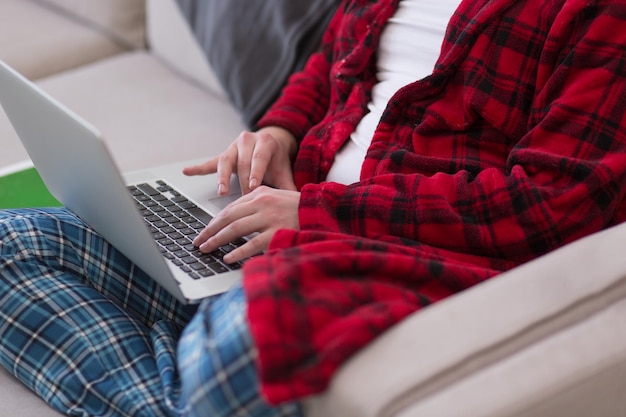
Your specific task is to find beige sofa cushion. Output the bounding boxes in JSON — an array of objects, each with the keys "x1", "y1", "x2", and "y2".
[
  {"x1": 306, "y1": 220, "x2": 626, "y2": 417},
  {"x1": 35, "y1": 0, "x2": 146, "y2": 48},
  {"x1": 0, "y1": 109, "x2": 29, "y2": 170},
  {"x1": 33, "y1": 51, "x2": 244, "y2": 171},
  {"x1": 397, "y1": 298, "x2": 626, "y2": 417},
  {"x1": 0, "y1": 50, "x2": 244, "y2": 172},
  {"x1": 0, "y1": 367, "x2": 62, "y2": 417},
  {"x1": 0, "y1": 0, "x2": 130, "y2": 80}
]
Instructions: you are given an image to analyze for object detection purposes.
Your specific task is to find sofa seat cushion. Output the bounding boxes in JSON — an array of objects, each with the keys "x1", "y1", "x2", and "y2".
[
  {"x1": 0, "y1": 109, "x2": 29, "y2": 171},
  {"x1": 0, "y1": 367, "x2": 63, "y2": 417},
  {"x1": 0, "y1": 0, "x2": 131, "y2": 80},
  {"x1": 31, "y1": 51, "x2": 244, "y2": 171}
]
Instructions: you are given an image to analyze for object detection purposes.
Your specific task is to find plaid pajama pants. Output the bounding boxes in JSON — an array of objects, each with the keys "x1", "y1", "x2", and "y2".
[{"x1": 0, "y1": 208, "x2": 302, "y2": 417}]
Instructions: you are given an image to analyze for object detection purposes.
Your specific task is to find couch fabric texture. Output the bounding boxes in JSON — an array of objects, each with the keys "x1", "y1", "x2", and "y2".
[{"x1": 1, "y1": 1, "x2": 626, "y2": 417}]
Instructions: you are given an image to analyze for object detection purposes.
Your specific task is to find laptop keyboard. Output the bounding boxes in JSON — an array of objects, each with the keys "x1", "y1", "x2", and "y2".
[{"x1": 128, "y1": 180, "x2": 245, "y2": 280}]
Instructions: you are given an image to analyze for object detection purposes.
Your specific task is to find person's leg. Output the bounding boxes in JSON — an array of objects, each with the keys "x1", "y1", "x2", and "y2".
[
  {"x1": 0, "y1": 208, "x2": 195, "y2": 417},
  {"x1": 178, "y1": 285, "x2": 303, "y2": 417}
]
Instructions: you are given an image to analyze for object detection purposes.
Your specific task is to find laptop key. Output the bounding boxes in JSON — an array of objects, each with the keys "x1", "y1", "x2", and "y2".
[
  {"x1": 157, "y1": 185, "x2": 173, "y2": 193},
  {"x1": 170, "y1": 221, "x2": 186, "y2": 229},
  {"x1": 180, "y1": 228, "x2": 196, "y2": 236},
  {"x1": 208, "y1": 262, "x2": 229, "y2": 274},
  {"x1": 166, "y1": 232, "x2": 184, "y2": 240},
  {"x1": 187, "y1": 207, "x2": 213, "y2": 225},
  {"x1": 220, "y1": 244, "x2": 235, "y2": 254},
  {"x1": 198, "y1": 269, "x2": 216, "y2": 277},
  {"x1": 128, "y1": 187, "x2": 143, "y2": 196},
  {"x1": 178, "y1": 201, "x2": 197, "y2": 210},
  {"x1": 190, "y1": 262, "x2": 207, "y2": 271},
  {"x1": 188, "y1": 221, "x2": 205, "y2": 230},
  {"x1": 137, "y1": 183, "x2": 160, "y2": 196},
  {"x1": 182, "y1": 256, "x2": 198, "y2": 264}
]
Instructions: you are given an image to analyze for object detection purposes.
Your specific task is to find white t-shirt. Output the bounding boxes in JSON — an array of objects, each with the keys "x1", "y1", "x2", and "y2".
[{"x1": 326, "y1": 0, "x2": 461, "y2": 185}]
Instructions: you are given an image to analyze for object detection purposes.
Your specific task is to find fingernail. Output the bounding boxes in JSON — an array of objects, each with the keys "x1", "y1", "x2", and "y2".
[
  {"x1": 249, "y1": 178, "x2": 257, "y2": 189},
  {"x1": 218, "y1": 184, "x2": 225, "y2": 195}
]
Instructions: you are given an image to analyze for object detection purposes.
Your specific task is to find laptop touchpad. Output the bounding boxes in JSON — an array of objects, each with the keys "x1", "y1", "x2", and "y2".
[{"x1": 208, "y1": 193, "x2": 240, "y2": 210}]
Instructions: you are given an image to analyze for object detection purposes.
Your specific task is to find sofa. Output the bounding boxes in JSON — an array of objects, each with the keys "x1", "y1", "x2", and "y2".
[
  {"x1": 1, "y1": 1, "x2": 626, "y2": 417},
  {"x1": 0, "y1": 0, "x2": 244, "y2": 175}
]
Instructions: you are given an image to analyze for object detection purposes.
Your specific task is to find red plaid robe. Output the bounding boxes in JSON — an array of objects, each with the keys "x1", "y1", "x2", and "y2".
[{"x1": 244, "y1": 0, "x2": 626, "y2": 403}]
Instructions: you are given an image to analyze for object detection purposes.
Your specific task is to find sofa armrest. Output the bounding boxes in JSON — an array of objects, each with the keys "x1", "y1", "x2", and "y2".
[{"x1": 305, "y1": 222, "x2": 626, "y2": 417}]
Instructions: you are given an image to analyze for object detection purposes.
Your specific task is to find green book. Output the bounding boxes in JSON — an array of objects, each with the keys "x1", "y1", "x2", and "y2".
[{"x1": 0, "y1": 167, "x2": 61, "y2": 209}]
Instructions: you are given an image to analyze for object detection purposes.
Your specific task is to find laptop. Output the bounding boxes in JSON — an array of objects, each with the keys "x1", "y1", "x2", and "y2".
[{"x1": 0, "y1": 60, "x2": 245, "y2": 304}]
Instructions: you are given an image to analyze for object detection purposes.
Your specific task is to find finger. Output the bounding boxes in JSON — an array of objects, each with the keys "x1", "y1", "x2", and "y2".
[
  {"x1": 223, "y1": 234, "x2": 267, "y2": 264},
  {"x1": 198, "y1": 215, "x2": 258, "y2": 255},
  {"x1": 192, "y1": 194, "x2": 256, "y2": 248},
  {"x1": 182, "y1": 157, "x2": 219, "y2": 176},
  {"x1": 216, "y1": 148, "x2": 238, "y2": 195},
  {"x1": 247, "y1": 134, "x2": 276, "y2": 191},
  {"x1": 235, "y1": 132, "x2": 257, "y2": 194}
]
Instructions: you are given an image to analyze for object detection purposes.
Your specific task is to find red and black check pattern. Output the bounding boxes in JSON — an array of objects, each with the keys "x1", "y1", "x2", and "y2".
[{"x1": 251, "y1": 0, "x2": 626, "y2": 403}]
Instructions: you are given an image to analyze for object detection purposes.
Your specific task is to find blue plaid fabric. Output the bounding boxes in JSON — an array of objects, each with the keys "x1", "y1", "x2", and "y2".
[
  {"x1": 0, "y1": 208, "x2": 302, "y2": 417},
  {"x1": 178, "y1": 289, "x2": 301, "y2": 417}
]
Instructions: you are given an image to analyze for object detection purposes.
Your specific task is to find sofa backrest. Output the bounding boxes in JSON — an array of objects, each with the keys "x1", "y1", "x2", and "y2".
[
  {"x1": 34, "y1": 0, "x2": 146, "y2": 48},
  {"x1": 145, "y1": 0, "x2": 226, "y2": 99}
]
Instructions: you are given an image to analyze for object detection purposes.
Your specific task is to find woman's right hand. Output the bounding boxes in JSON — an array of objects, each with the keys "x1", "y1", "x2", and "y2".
[{"x1": 182, "y1": 126, "x2": 298, "y2": 195}]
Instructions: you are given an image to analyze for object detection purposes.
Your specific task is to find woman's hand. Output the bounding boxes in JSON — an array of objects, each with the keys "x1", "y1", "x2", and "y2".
[
  {"x1": 193, "y1": 186, "x2": 301, "y2": 263},
  {"x1": 183, "y1": 126, "x2": 298, "y2": 195}
]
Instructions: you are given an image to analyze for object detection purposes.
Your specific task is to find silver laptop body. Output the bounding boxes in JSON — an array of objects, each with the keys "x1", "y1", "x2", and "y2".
[{"x1": 0, "y1": 60, "x2": 243, "y2": 304}]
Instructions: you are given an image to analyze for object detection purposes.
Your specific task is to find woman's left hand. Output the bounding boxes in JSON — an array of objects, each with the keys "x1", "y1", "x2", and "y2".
[{"x1": 193, "y1": 186, "x2": 301, "y2": 264}]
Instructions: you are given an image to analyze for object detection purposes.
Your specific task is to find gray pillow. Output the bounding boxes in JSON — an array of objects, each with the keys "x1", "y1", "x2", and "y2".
[{"x1": 176, "y1": 0, "x2": 340, "y2": 128}]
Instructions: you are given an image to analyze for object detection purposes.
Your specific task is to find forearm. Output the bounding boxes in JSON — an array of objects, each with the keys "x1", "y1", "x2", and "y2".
[{"x1": 298, "y1": 162, "x2": 624, "y2": 263}]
